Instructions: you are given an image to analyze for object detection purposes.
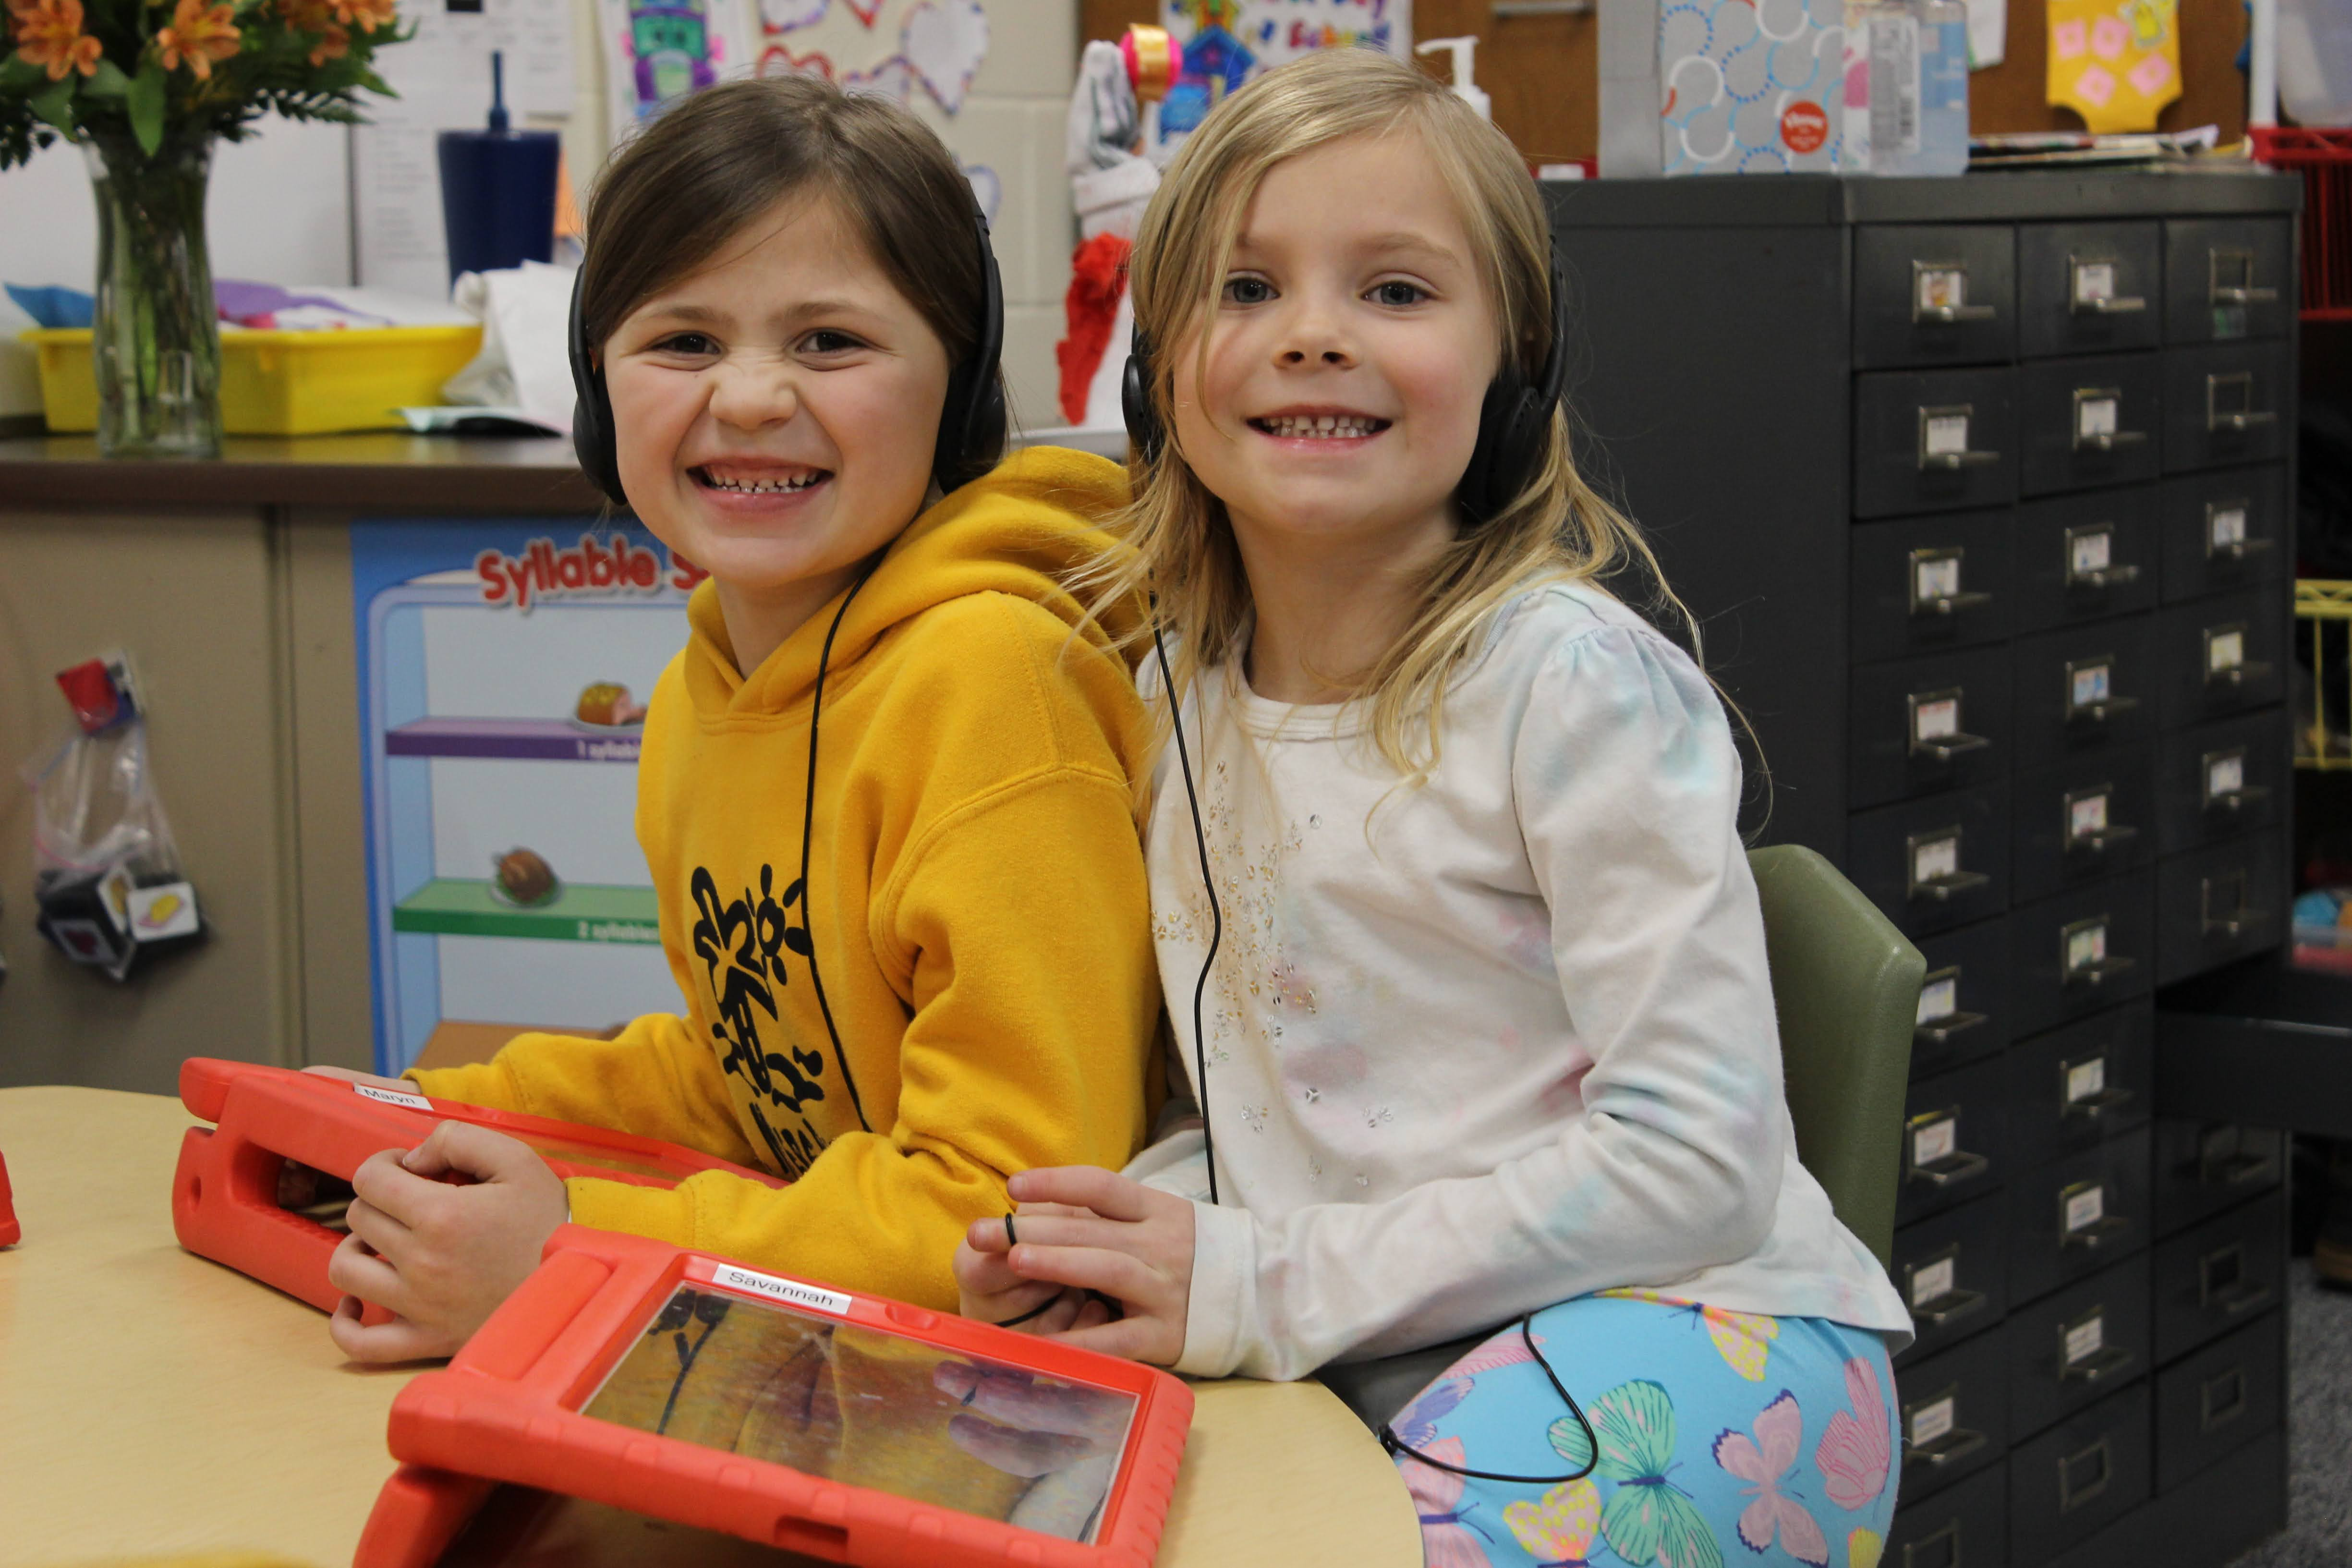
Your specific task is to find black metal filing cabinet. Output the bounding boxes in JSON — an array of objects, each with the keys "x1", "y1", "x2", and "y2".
[{"x1": 1549, "y1": 173, "x2": 2296, "y2": 1568}]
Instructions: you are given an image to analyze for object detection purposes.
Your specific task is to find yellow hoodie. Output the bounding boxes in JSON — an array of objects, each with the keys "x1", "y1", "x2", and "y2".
[{"x1": 410, "y1": 447, "x2": 1156, "y2": 1310}]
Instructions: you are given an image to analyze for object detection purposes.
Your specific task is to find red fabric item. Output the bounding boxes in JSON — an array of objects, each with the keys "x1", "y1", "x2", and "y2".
[
  {"x1": 1055, "y1": 233, "x2": 1133, "y2": 426},
  {"x1": 0, "y1": 1151, "x2": 19, "y2": 1247}
]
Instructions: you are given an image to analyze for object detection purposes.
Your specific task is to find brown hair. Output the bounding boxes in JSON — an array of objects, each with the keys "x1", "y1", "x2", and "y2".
[{"x1": 580, "y1": 74, "x2": 1008, "y2": 439}]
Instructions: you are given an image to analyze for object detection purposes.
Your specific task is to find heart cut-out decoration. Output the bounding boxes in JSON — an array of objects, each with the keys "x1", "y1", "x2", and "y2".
[
  {"x1": 962, "y1": 163, "x2": 1001, "y2": 224},
  {"x1": 842, "y1": 0, "x2": 882, "y2": 26},
  {"x1": 758, "y1": 0, "x2": 826, "y2": 35},
  {"x1": 902, "y1": 0, "x2": 988, "y2": 114},
  {"x1": 757, "y1": 43, "x2": 835, "y2": 79},
  {"x1": 843, "y1": 53, "x2": 913, "y2": 101}
]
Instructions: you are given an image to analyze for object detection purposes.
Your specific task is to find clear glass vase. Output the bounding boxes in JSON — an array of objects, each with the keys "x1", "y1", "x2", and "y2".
[{"x1": 83, "y1": 130, "x2": 221, "y2": 459}]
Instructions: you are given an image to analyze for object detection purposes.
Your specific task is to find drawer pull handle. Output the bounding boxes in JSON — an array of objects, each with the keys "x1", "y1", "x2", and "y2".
[
  {"x1": 2208, "y1": 408, "x2": 2278, "y2": 434},
  {"x1": 2199, "y1": 1147, "x2": 2279, "y2": 1188},
  {"x1": 2210, "y1": 284, "x2": 2279, "y2": 306},
  {"x1": 1915, "y1": 589, "x2": 1994, "y2": 618},
  {"x1": 2213, "y1": 536, "x2": 2276, "y2": 562},
  {"x1": 2070, "y1": 824, "x2": 2140, "y2": 855},
  {"x1": 1911, "y1": 1287, "x2": 1988, "y2": 1328},
  {"x1": 1909, "y1": 1150, "x2": 1991, "y2": 1187},
  {"x1": 1912, "y1": 869, "x2": 1991, "y2": 902},
  {"x1": 2205, "y1": 659, "x2": 2276, "y2": 690},
  {"x1": 1905, "y1": 1427, "x2": 1989, "y2": 1471},
  {"x1": 2058, "y1": 1437, "x2": 2112, "y2": 1513},
  {"x1": 2201, "y1": 908, "x2": 2270, "y2": 939},
  {"x1": 1901, "y1": 1519, "x2": 1962, "y2": 1568},
  {"x1": 2060, "y1": 1343, "x2": 2134, "y2": 1385},
  {"x1": 2063, "y1": 954, "x2": 2136, "y2": 988},
  {"x1": 1915, "y1": 1010, "x2": 1988, "y2": 1047},
  {"x1": 1919, "y1": 446, "x2": 2001, "y2": 472},
  {"x1": 1913, "y1": 731, "x2": 1992, "y2": 762},
  {"x1": 2067, "y1": 695, "x2": 2140, "y2": 725},
  {"x1": 2062, "y1": 1084, "x2": 2134, "y2": 1120},
  {"x1": 2073, "y1": 292, "x2": 2147, "y2": 316},
  {"x1": 2207, "y1": 783, "x2": 2272, "y2": 814},
  {"x1": 1916, "y1": 301, "x2": 1997, "y2": 325},
  {"x1": 2074, "y1": 428, "x2": 2149, "y2": 453},
  {"x1": 2061, "y1": 1214, "x2": 2131, "y2": 1249},
  {"x1": 2071, "y1": 562, "x2": 2141, "y2": 590},
  {"x1": 2211, "y1": 1279, "x2": 2275, "y2": 1317}
]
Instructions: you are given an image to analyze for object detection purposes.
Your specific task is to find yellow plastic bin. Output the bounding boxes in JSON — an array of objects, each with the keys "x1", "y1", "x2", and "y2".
[{"x1": 23, "y1": 324, "x2": 484, "y2": 436}]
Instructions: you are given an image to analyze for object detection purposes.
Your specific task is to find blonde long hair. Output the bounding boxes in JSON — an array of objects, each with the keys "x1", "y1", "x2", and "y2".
[{"x1": 1092, "y1": 49, "x2": 1706, "y2": 784}]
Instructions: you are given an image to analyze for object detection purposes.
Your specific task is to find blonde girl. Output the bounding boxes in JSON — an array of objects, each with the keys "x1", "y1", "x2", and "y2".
[{"x1": 953, "y1": 49, "x2": 1912, "y2": 1568}]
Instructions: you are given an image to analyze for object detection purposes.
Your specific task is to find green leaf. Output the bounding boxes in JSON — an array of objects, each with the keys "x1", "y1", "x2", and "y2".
[
  {"x1": 84, "y1": 58, "x2": 132, "y2": 98},
  {"x1": 1, "y1": 52, "x2": 50, "y2": 90},
  {"x1": 127, "y1": 58, "x2": 165, "y2": 156},
  {"x1": 27, "y1": 76, "x2": 75, "y2": 133}
]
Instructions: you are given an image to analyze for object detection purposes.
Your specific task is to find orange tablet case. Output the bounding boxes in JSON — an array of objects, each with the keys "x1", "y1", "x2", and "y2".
[
  {"x1": 172, "y1": 1057, "x2": 785, "y2": 1319},
  {"x1": 356, "y1": 1227, "x2": 1194, "y2": 1568},
  {"x1": 0, "y1": 1148, "x2": 18, "y2": 1246}
]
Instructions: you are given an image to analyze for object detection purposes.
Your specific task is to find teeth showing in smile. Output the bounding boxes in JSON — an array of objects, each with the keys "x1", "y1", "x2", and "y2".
[
  {"x1": 701, "y1": 470, "x2": 825, "y2": 494},
  {"x1": 1254, "y1": 414, "x2": 1384, "y2": 439}
]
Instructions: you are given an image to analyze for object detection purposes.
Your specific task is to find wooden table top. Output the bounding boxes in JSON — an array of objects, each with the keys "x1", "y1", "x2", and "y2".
[{"x1": 0, "y1": 1085, "x2": 1419, "y2": 1568}]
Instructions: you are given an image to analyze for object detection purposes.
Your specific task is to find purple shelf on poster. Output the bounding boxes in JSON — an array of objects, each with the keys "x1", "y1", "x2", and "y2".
[{"x1": 386, "y1": 718, "x2": 642, "y2": 763}]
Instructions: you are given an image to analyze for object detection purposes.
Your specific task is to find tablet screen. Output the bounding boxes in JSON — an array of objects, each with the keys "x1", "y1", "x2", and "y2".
[{"x1": 582, "y1": 1282, "x2": 1138, "y2": 1543}]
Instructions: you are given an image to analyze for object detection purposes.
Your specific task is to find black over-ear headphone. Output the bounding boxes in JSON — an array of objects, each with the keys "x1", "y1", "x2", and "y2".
[
  {"x1": 1121, "y1": 242, "x2": 1571, "y2": 530},
  {"x1": 569, "y1": 202, "x2": 1009, "y2": 505}
]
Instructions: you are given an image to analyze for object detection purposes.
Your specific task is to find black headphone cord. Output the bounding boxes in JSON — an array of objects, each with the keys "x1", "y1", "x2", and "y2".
[
  {"x1": 1377, "y1": 1313, "x2": 1601, "y2": 1485},
  {"x1": 1149, "y1": 614, "x2": 1220, "y2": 1208},
  {"x1": 799, "y1": 559, "x2": 882, "y2": 1135}
]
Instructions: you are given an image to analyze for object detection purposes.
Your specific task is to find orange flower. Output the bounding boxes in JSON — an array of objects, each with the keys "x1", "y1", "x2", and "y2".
[
  {"x1": 331, "y1": 0, "x2": 392, "y2": 32},
  {"x1": 153, "y1": 0, "x2": 241, "y2": 79},
  {"x1": 275, "y1": 0, "x2": 331, "y2": 27},
  {"x1": 304, "y1": 18, "x2": 344, "y2": 61},
  {"x1": 9, "y1": 0, "x2": 105, "y2": 79}
]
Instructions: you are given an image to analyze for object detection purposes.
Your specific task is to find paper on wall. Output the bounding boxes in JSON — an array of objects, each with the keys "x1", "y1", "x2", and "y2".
[
  {"x1": 1965, "y1": 0, "x2": 2005, "y2": 68},
  {"x1": 1152, "y1": 0, "x2": 1411, "y2": 152},
  {"x1": 598, "y1": 0, "x2": 756, "y2": 128}
]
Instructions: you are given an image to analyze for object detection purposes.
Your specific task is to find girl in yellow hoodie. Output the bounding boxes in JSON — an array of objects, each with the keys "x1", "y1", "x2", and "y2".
[{"x1": 310, "y1": 75, "x2": 1158, "y2": 1363}]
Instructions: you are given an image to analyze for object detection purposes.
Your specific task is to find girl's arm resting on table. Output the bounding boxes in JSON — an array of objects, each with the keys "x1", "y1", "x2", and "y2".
[{"x1": 1175, "y1": 624, "x2": 1788, "y2": 1382}]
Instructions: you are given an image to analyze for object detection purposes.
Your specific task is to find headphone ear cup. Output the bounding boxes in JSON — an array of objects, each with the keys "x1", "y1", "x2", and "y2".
[
  {"x1": 1121, "y1": 351, "x2": 1161, "y2": 460},
  {"x1": 934, "y1": 206, "x2": 1009, "y2": 495},
  {"x1": 1455, "y1": 375, "x2": 1516, "y2": 529},
  {"x1": 565, "y1": 264, "x2": 626, "y2": 506}
]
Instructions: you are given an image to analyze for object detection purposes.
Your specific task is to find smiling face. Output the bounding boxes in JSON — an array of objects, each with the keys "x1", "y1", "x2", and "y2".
[
  {"x1": 602, "y1": 192, "x2": 952, "y2": 644},
  {"x1": 1167, "y1": 131, "x2": 1499, "y2": 567}
]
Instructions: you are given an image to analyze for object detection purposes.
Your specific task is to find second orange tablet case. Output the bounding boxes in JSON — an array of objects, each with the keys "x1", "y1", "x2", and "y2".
[{"x1": 171, "y1": 1057, "x2": 784, "y2": 1319}]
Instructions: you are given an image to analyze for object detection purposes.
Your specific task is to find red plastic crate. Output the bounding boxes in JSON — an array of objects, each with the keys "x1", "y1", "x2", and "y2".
[{"x1": 2255, "y1": 127, "x2": 2352, "y2": 320}]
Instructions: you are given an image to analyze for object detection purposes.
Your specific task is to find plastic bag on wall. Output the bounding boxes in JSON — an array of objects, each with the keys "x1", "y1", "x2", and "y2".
[{"x1": 21, "y1": 655, "x2": 206, "y2": 981}]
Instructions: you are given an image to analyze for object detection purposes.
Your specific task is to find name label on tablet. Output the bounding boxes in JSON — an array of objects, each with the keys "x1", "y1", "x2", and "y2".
[{"x1": 713, "y1": 1264, "x2": 853, "y2": 1318}]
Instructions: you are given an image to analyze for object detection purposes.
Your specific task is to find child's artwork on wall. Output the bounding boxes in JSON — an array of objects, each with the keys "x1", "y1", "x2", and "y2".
[
  {"x1": 901, "y1": 0, "x2": 990, "y2": 113},
  {"x1": 599, "y1": 0, "x2": 755, "y2": 125},
  {"x1": 758, "y1": 0, "x2": 827, "y2": 32},
  {"x1": 2046, "y1": 0, "x2": 2181, "y2": 133},
  {"x1": 1153, "y1": 0, "x2": 1407, "y2": 150}
]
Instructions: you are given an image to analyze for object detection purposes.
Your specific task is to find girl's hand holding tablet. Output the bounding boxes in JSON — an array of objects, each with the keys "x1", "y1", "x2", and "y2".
[
  {"x1": 956, "y1": 1167, "x2": 1195, "y2": 1366},
  {"x1": 324, "y1": 1118, "x2": 569, "y2": 1362}
]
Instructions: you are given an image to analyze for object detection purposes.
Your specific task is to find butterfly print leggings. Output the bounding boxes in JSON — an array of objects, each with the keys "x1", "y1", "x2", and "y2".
[{"x1": 1391, "y1": 1291, "x2": 1900, "y2": 1568}]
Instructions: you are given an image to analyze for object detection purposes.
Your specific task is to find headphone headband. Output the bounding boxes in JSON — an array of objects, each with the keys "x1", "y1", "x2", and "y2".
[{"x1": 569, "y1": 203, "x2": 1008, "y2": 506}]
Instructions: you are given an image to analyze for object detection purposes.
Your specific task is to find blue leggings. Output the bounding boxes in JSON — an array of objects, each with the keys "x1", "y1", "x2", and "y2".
[{"x1": 1392, "y1": 1291, "x2": 1900, "y2": 1568}]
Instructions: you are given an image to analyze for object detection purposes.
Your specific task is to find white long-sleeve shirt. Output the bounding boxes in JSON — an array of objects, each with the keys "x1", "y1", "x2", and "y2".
[{"x1": 1129, "y1": 581, "x2": 1913, "y2": 1382}]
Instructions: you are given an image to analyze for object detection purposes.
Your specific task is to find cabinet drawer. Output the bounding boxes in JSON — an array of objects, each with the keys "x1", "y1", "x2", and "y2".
[
  {"x1": 2010, "y1": 616, "x2": 2156, "y2": 771},
  {"x1": 2156, "y1": 829, "x2": 2286, "y2": 986},
  {"x1": 1857, "y1": 225, "x2": 2019, "y2": 369},
  {"x1": 1887, "y1": 1462, "x2": 2007, "y2": 1568},
  {"x1": 1913, "y1": 918, "x2": 2013, "y2": 1078},
  {"x1": 2156, "y1": 1311, "x2": 2283, "y2": 1494},
  {"x1": 1895, "y1": 1193, "x2": 2011, "y2": 1366},
  {"x1": 2159, "y1": 467, "x2": 2288, "y2": 605},
  {"x1": 1898, "y1": 1324, "x2": 2012, "y2": 1506},
  {"x1": 1852, "y1": 510, "x2": 2016, "y2": 663},
  {"x1": 1851, "y1": 646, "x2": 2014, "y2": 808},
  {"x1": 2011, "y1": 488, "x2": 2158, "y2": 634},
  {"x1": 2007, "y1": 1126, "x2": 2151, "y2": 1303},
  {"x1": 2004, "y1": 1000, "x2": 2152, "y2": 1171},
  {"x1": 1899, "y1": 1055, "x2": 2010, "y2": 1228},
  {"x1": 2005, "y1": 1254, "x2": 2152, "y2": 1441},
  {"x1": 2007, "y1": 875, "x2": 2153, "y2": 1038},
  {"x1": 2153, "y1": 1190, "x2": 2286, "y2": 1363},
  {"x1": 2155, "y1": 589, "x2": 2285, "y2": 727},
  {"x1": 2162, "y1": 343, "x2": 2291, "y2": 472},
  {"x1": 2018, "y1": 221, "x2": 2163, "y2": 359},
  {"x1": 1852, "y1": 784, "x2": 2012, "y2": 940},
  {"x1": 2163, "y1": 219, "x2": 2293, "y2": 344},
  {"x1": 2006, "y1": 1380, "x2": 2151, "y2": 1568},
  {"x1": 2154, "y1": 711, "x2": 2286, "y2": 854},
  {"x1": 1856, "y1": 368, "x2": 2020, "y2": 519},
  {"x1": 2018, "y1": 354, "x2": 2164, "y2": 496},
  {"x1": 2011, "y1": 748, "x2": 2155, "y2": 903},
  {"x1": 2151, "y1": 1118, "x2": 2285, "y2": 1238}
]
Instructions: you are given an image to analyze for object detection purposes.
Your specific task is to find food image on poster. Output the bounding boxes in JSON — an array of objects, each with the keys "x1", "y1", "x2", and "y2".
[{"x1": 583, "y1": 1284, "x2": 1139, "y2": 1543}]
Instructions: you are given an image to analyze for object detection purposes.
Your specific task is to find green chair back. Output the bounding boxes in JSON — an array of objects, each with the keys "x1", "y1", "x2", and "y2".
[{"x1": 1748, "y1": 844, "x2": 1923, "y2": 1268}]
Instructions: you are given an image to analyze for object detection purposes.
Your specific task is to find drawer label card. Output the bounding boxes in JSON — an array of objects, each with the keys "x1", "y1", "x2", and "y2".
[
  {"x1": 1923, "y1": 411, "x2": 1970, "y2": 459},
  {"x1": 1914, "y1": 834, "x2": 1961, "y2": 886},
  {"x1": 2067, "y1": 790, "x2": 2111, "y2": 846},
  {"x1": 1914, "y1": 694, "x2": 1960, "y2": 744},
  {"x1": 1912, "y1": 1115, "x2": 1958, "y2": 1167},
  {"x1": 1917, "y1": 266, "x2": 1966, "y2": 316},
  {"x1": 2208, "y1": 503, "x2": 2249, "y2": 554},
  {"x1": 355, "y1": 1082, "x2": 432, "y2": 1111},
  {"x1": 2065, "y1": 1056, "x2": 2108, "y2": 1105},
  {"x1": 1916, "y1": 971, "x2": 1959, "y2": 1026},
  {"x1": 2064, "y1": 1183, "x2": 2107, "y2": 1235},
  {"x1": 2069, "y1": 661, "x2": 2112, "y2": 714},
  {"x1": 2065, "y1": 920, "x2": 2109, "y2": 976},
  {"x1": 1914, "y1": 552, "x2": 1963, "y2": 607},
  {"x1": 2207, "y1": 626, "x2": 2246, "y2": 676},
  {"x1": 2069, "y1": 527, "x2": 2114, "y2": 579},
  {"x1": 2062, "y1": 1311, "x2": 2106, "y2": 1367},
  {"x1": 1910, "y1": 1254, "x2": 1956, "y2": 1309},
  {"x1": 2075, "y1": 392, "x2": 2120, "y2": 444},
  {"x1": 2205, "y1": 749, "x2": 2247, "y2": 804},
  {"x1": 1909, "y1": 1395, "x2": 1956, "y2": 1447},
  {"x1": 2072, "y1": 259, "x2": 2116, "y2": 307}
]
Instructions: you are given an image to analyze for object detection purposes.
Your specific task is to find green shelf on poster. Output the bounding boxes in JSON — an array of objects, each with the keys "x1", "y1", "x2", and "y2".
[{"x1": 392, "y1": 879, "x2": 661, "y2": 944}]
